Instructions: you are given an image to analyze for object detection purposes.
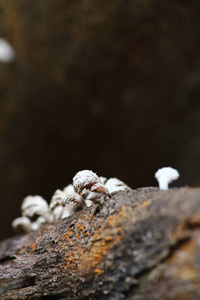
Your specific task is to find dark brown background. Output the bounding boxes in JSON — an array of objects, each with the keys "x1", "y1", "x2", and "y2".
[{"x1": 0, "y1": 0, "x2": 200, "y2": 241}]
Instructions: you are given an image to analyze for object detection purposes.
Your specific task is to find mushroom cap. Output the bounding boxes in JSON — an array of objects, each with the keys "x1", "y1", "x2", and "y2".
[
  {"x1": 12, "y1": 216, "x2": 31, "y2": 232},
  {"x1": 105, "y1": 178, "x2": 129, "y2": 193},
  {"x1": 50, "y1": 189, "x2": 67, "y2": 209},
  {"x1": 155, "y1": 167, "x2": 180, "y2": 183},
  {"x1": 21, "y1": 195, "x2": 49, "y2": 218},
  {"x1": 73, "y1": 170, "x2": 100, "y2": 193}
]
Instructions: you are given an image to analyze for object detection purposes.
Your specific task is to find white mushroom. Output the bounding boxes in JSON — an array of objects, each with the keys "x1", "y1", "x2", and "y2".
[
  {"x1": 73, "y1": 170, "x2": 101, "y2": 194},
  {"x1": 85, "y1": 191, "x2": 105, "y2": 205},
  {"x1": 62, "y1": 184, "x2": 84, "y2": 208},
  {"x1": 50, "y1": 189, "x2": 67, "y2": 210},
  {"x1": 22, "y1": 195, "x2": 53, "y2": 223},
  {"x1": 0, "y1": 38, "x2": 16, "y2": 63},
  {"x1": 105, "y1": 178, "x2": 130, "y2": 193},
  {"x1": 50, "y1": 185, "x2": 85, "y2": 220},
  {"x1": 50, "y1": 188, "x2": 75, "y2": 220},
  {"x1": 155, "y1": 167, "x2": 180, "y2": 190},
  {"x1": 12, "y1": 216, "x2": 32, "y2": 233},
  {"x1": 51, "y1": 205, "x2": 63, "y2": 221}
]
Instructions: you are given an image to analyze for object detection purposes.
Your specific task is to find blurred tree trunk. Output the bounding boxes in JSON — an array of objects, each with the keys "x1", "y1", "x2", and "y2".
[{"x1": 1, "y1": 187, "x2": 200, "y2": 299}]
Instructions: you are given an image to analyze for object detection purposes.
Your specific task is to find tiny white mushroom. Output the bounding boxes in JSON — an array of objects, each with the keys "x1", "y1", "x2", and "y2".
[
  {"x1": 50, "y1": 189, "x2": 67, "y2": 210},
  {"x1": 105, "y1": 178, "x2": 130, "y2": 193},
  {"x1": 85, "y1": 191, "x2": 105, "y2": 205},
  {"x1": 63, "y1": 184, "x2": 85, "y2": 207},
  {"x1": 50, "y1": 188, "x2": 73, "y2": 220},
  {"x1": 22, "y1": 195, "x2": 53, "y2": 223},
  {"x1": 50, "y1": 185, "x2": 85, "y2": 219},
  {"x1": 63, "y1": 184, "x2": 85, "y2": 216},
  {"x1": 155, "y1": 167, "x2": 180, "y2": 190},
  {"x1": 12, "y1": 216, "x2": 32, "y2": 233},
  {"x1": 73, "y1": 170, "x2": 101, "y2": 194},
  {"x1": 51, "y1": 205, "x2": 63, "y2": 220},
  {"x1": 0, "y1": 38, "x2": 16, "y2": 63}
]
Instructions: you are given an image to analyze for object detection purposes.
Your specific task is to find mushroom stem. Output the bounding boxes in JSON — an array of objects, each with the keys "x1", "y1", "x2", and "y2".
[{"x1": 158, "y1": 179, "x2": 169, "y2": 190}]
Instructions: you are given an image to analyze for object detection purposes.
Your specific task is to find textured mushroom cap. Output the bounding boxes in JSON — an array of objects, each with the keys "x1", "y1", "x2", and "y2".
[
  {"x1": 105, "y1": 178, "x2": 129, "y2": 193},
  {"x1": 155, "y1": 167, "x2": 180, "y2": 183},
  {"x1": 73, "y1": 170, "x2": 101, "y2": 194},
  {"x1": 50, "y1": 189, "x2": 67, "y2": 209},
  {"x1": 21, "y1": 195, "x2": 49, "y2": 218}
]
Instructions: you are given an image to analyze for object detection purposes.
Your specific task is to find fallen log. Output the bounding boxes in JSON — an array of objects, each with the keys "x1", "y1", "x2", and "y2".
[{"x1": 1, "y1": 187, "x2": 200, "y2": 299}]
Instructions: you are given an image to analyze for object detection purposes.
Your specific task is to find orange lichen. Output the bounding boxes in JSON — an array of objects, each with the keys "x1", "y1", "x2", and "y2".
[
  {"x1": 105, "y1": 236, "x2": 113, "y2": 242},
  {"x1": 107, "y1": 214, "x2": 118, "y2": 227},
  {"x1": 29, "y1": 243, "x2": 35, "y2": 250},
  {"x1": 79, "y1": 231, "x2": 122, "y2": 272},
  {"x1": 77, "y1": 224, "x2": 85, "y2": 231},
  {"x1": 59, "y1": 206, "x2": 130, "y2": 275},
  {"x1": 94, "y1": 268, "x2": 102, "y2": 275},
  {"x1": 61, "y1": 229, "x2": 73, "y2": 240},
  {"x1": 83, "y1": 214, "x2": 88, "y2": 221},
  {"x1": 78, "y1": 207, "x2": 129, "y2": 273},
  {"x1": 141, "y1": 200, "x2": 151, "y2": 208},
  {"x1": 119, "y1": 206, "x2": 128, "y2": 217}
]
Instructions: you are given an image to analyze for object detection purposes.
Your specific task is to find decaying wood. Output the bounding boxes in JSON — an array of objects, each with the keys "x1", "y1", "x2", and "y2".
[{"x1": 1, "y1": 187, "x2": 200, "y2": 299}]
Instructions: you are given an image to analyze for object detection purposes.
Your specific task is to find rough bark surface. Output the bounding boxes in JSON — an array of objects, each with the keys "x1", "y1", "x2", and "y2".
[{"x1": 1, "y1": 187, "x2": 200, "y2": 299}]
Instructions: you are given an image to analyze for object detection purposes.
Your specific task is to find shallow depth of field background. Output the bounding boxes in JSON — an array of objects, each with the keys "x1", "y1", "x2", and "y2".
[{"x1": 1, "y1": 0, "x2": 200, "y2": 241}]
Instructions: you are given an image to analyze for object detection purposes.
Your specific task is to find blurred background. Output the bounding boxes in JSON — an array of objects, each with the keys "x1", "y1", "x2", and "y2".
[{"x1": 1, "y1": 0, "x2": 200, "y2": 241}]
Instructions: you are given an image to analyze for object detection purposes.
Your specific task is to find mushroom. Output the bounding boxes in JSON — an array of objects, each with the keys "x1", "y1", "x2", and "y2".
[
  {"x1": 50, "y1": 189, "x2": 67, "y2": 210},
  {"x1": 50, "y1": 185, "x2": 85, "y2": 220},
  {"x1": 12, "y1": 195, "x2": 54, "y2": 232},
  {"x1": 0, "y1": 38, "x2": 16, "y2": 63},
  {"x1": 155, "y1": 167, "x2": 180, "y2": 190},
  {"x1": 12, "y1": 216, "x2": 32, "y2": 233},
  {"x1": 22, "y1": 195, "x2": 53, "y2": 223},
  {"x1": 104, "y1": 178, "x2": 130, "y2": 194},
  {"x1": 73, "y1": 170, "x2": 101, "y2": 194},
  {"x1": 50, "y1": 188, "x2": 75, "y2": 220}
]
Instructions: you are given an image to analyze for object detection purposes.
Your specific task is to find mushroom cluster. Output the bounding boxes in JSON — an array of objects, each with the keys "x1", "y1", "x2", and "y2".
[
  {"x1": 12, "y1": 196, "x2": 54, "y2": 232},
  {"x1": 12, "y1": 170, "x2": 130, "y2": 232},
  {"x1": 12, "y1": 167, "x2": 180, "y2": 233}
]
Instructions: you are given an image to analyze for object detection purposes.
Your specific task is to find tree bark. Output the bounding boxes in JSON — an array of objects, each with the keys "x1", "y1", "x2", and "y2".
[{"x1": 1, "y1": 187, "x2": 200, "y2": 299}]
